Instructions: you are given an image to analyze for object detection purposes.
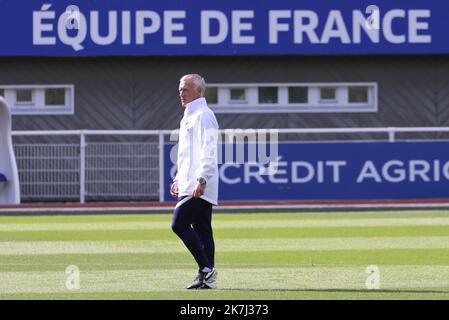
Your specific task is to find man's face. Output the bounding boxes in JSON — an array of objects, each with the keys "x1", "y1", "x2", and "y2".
[{"x1": 179, "y1": 79, "x2": 201, "y2": 107}]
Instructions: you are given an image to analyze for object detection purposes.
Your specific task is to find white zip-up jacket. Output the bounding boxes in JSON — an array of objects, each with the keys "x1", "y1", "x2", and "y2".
[{"x1": 174, "y1": 97, "x2": 219, "y2": 205}]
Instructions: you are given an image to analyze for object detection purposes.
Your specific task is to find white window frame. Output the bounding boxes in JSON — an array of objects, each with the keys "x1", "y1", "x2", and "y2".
[
  {"x1": 0, "y1": 85, "x2": 75, "y2": 115},
  {"x1": 207, "y1": 82, "x2": 378, "y2": 113}
]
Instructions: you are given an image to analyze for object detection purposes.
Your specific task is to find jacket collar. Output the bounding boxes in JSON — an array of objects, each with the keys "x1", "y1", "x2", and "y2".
[{"x1": 185, "y1": 97, "x2": 206, "y2": 116}]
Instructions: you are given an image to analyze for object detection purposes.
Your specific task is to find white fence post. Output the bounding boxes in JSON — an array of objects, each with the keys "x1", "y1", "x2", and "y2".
[
  {"x1": 79, "y1": 131, "x2": 86, "y2": 204},
  {"x1": 159, "y1": 132, "x2": 164, "y2": 203},
  {"x1": 388, "y1": 127, "x2": 395, "y2": 142}
]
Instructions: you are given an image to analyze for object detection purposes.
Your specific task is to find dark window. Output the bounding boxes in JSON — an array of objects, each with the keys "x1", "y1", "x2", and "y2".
[
  {"x1": 0, "y1": 89, "x2": 4, "y2": 97},
  {"x1": 288, "y1": 87, "x2": 308, "y2": 103},
  {"x1": 320, "y1": 88, "x2": 336, "y2": 100},
  {"x1": 230, "y1": 88, "x2": 246, "y2": 102},
  {"x1": 259, "y1": 87, "x2": 278, "y2": 104},
  {"x1": 16, "y1": 89, "x2": 33, "y2": 103},
  {"x1": 204, "y1": 87, "x2": 218, "y2": 104},
  {"x1": 348, "y1": 86, "x2": 368, "y2": 103},
  {"x1": 45, "y1": 88, "x2": 66, "y2": 106}
]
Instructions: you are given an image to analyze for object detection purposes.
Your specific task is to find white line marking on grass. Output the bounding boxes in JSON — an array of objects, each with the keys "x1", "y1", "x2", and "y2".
[
  {"x1": 1, "y1": 236, "x2": 449, "y2": 255},
  {"x1": 2, "y1": 217, "x2": 449, "y2": 232}
]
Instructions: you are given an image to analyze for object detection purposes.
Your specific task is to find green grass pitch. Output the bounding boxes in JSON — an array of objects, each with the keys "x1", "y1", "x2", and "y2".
[{"x1": 1, "y1": 210, "x2": 449, "y2": 300}]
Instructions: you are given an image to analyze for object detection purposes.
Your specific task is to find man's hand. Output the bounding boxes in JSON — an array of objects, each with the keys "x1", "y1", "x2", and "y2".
[
  {"x1": 170, "y1": 180, "x2": 178, "y2": 198},
  {"x1": 192, "y1": 183, "x2": 206, "y2": 198}
]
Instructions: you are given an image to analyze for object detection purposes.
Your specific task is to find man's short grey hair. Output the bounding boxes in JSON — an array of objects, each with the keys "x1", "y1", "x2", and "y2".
[{"x1": 180, "y1": 74, "x2": 206, "y2": 95}]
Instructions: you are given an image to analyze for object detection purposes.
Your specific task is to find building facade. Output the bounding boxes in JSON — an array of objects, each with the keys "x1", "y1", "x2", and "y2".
[{"x1": 1, "y1": 55, "x2": 449, "y2": 134}]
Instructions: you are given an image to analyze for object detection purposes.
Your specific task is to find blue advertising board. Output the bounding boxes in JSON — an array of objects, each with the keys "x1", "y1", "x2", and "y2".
[
  {"x1": 0, "y1": 0, "x2": 447, "y2": 56},
  {"x1": 164, "y1": 141, "x2": 449, "y2": 202}
]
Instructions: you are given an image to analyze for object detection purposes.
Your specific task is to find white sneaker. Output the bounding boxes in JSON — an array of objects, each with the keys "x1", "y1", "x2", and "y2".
[{"x1": 202, "y1": 268, "x2": 218, "y2": 289}]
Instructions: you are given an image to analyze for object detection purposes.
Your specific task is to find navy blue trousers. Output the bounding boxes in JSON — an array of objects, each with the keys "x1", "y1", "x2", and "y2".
[{"x1": 171, "y1": 196, "x2": 215, "y2": 270}]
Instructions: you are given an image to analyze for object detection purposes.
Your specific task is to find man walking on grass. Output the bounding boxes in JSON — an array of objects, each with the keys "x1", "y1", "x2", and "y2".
[{"x1": 170, "y1": 74, "x2": 219, "y2": 289}]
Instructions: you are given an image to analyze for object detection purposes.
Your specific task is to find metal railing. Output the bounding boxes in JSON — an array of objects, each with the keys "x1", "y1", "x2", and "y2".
[
  {"x1": 12, "y1": 130, "x2": 162, "y2": 203},
  {"x1": 11, "y1": 127, "x2": 449, "y2": 203}
]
